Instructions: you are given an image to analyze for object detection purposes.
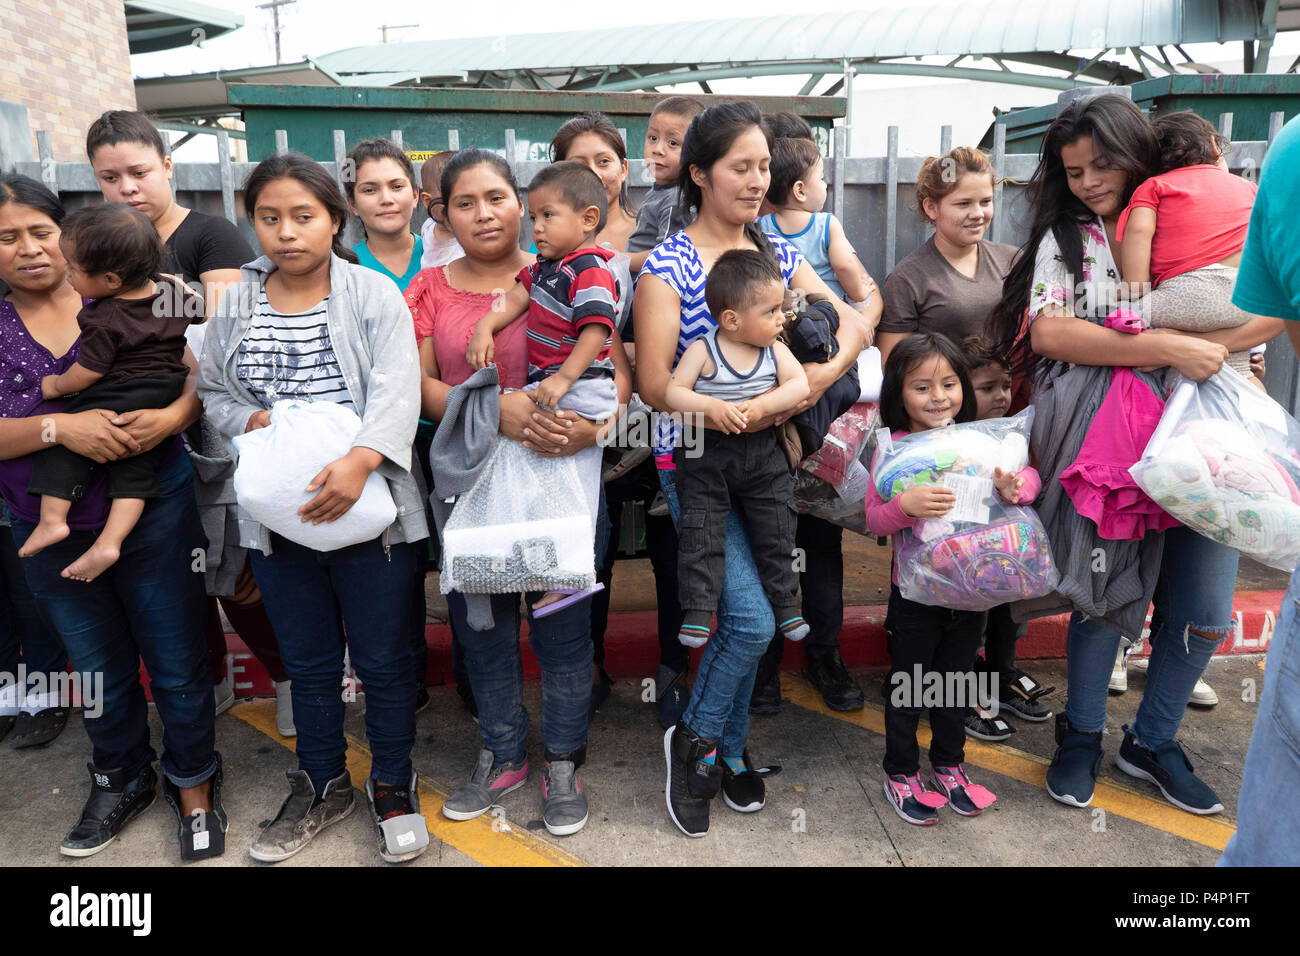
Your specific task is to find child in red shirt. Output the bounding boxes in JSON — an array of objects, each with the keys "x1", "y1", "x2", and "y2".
[{"x1": 1117, "y1": 111, "x2": 1259, "y2": 378}]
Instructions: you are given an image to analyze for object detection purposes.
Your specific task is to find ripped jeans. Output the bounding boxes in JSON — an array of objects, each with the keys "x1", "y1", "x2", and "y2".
[{"x1": 1066, "y1": 526, "x2": 1238, "y2": 748}]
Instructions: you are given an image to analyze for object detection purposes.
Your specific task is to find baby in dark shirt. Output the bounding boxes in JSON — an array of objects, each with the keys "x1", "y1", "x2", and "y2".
[{"x1": 20, "y1": 203, "x2": 199, "y2": 581}]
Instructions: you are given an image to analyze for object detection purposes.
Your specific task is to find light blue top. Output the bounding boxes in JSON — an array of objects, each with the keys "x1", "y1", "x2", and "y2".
[
  {"x1": 758, "y1": 211, "x2": 843, "y2": 299},
  {"x1": 1233, "y1": 116, "x2": 1300, "y2": 322},
  {"x1": 354, "y1": 235, "x2": 425, "y2": 293}
]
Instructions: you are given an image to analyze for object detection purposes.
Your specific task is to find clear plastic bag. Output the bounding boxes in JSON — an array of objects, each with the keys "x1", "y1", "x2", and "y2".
[
  {"x1": 1129, "y1": 367, "x2": 1300, "y2": 571},
  {"x1": 440, "y1": 437, "x2": 596, "y2": 594},
  {"x1": 792, "y1": 402, "x2": 879, "y2": 532},
  {"x1": 872, "y1": 410, "x2": 1060, "y2": 611},
  {"x1": 803, "y1": 402, "x2": 878, "y2": 486},
  {"x1": 232, "y1": 400, "x2": 396, "y2": 552}
]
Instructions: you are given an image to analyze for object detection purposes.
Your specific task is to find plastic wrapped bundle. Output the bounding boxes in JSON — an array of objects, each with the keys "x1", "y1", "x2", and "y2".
[
  {"x1": 1130, "y1": 367, "x2": 1300, "y2": 571},
  {"x1": 792, "y1": 402, "x2": 878, "y2": 532},
  {"x1": 872, "y1": 409, "x2": 1059, "y2": 611},
  {"x1": 232, "y1": 400, "x2": 396, "y2": 552},
  {"x1": 440, "y1": 437, "x2": 596, "y2": 594}
]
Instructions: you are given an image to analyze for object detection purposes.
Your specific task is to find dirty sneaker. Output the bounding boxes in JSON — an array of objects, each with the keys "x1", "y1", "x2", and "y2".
[
  {"x1": 541, "y1": 758, "x2": 588, "y2": 836},
  {"x1": 441, "y1": 748, "x2": 528, "y2": 821},
  {"x1": 249, "y1": 769, "x2": 355, "y2": 863},
  {"x1": 366, "y1": 772, "x2": 430, "y2": 863}
]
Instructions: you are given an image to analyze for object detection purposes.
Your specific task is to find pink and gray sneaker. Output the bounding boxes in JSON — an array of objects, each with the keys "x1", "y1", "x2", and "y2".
[
  {"x1": 442, "y1": 748, "x2": 528, "y2": 821},
  {"x1": 883, "y1": 772, "x2": 947, "y2": 825},
  {"x1": 930, "y1": 764, "x2": 997, "y2": 816}
]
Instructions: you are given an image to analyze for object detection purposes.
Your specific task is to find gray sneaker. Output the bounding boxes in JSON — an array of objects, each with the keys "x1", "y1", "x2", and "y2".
[
  {"x1": 249, "y1": 769, "x2": 355, "y2": 863},
  {"x1": 441, "y1": 749, "x2": 528, "y2": 821},
  {"x1": 541, "y1": 760, "x2": 588, "y2": 836}
]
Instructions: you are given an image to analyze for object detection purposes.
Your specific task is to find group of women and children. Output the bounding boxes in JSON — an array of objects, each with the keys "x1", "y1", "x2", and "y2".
[{"x1": 0, "y1": 91, "x2": 1279, "y2": 861}]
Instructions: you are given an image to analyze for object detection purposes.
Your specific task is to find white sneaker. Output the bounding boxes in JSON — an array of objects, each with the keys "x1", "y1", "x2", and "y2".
[
  {"x1": 274, "y1": 680, "x2": 296, "y2": 736},
  {"x1": 1188, "y1": 679, "x2": 1219, "y2": 708},
  {"x1": 1130, "y1": 656, "x2": 1217, "y2": 707},
  {"x1": 1108, "y1": 647, "x2": 1128, "y2": 694},
  {"x1": 214, "y1": 674, "x2": 235, "y2": 716}
]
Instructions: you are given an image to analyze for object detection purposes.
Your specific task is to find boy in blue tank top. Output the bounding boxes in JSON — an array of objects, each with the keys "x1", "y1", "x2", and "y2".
[
  {"x1": 664, "y1": 250, "x2": 812, "y2": 647},
  {"x1": 759, "y1": 136, "x2": 873, "y2": 308}
]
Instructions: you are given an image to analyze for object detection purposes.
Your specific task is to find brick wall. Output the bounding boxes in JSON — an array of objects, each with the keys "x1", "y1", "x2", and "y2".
[{"x1": 0, "y1": 0, "x2": 137, "y2": 162}]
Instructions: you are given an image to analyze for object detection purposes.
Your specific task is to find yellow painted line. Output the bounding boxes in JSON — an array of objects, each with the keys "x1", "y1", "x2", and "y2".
[
  {"x1": 232, "y1": 699, "x2": 585, "y2": 867},
  {"x1": 781, "y1": 675, "x2": 1238, "y2": 852}
]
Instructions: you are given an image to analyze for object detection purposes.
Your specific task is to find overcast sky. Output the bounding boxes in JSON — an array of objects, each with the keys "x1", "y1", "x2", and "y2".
[{"x1": 131, "y1": 0, "x2": 1300, "y2": 159}]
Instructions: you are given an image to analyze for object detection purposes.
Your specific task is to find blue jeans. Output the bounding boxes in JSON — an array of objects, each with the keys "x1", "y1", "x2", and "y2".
[
  {"x1": 251, "y1": 534, "x2": 420, "y2": 789},
  {"x1": 1066, "y1": 526, "x2": 1236, "y2": 747},
  {"x1": 448, "y1": 590, "x2": 593, "y2": 764},
  {"x1": 1219, "y1": 566, "x2": 1300, "y2": 865},
  {"x1": 660, "y1": 467, "x2": 775, "y2": 758},
  {"x1": 7, "y1": 450, "x2": 216, "y2": 787},
  {"x1": 446, "y1": 489, "x2": 608, "y2": 764},
  {"x1": 0, "y1": 523, "x2": 67, "y2": 685}
]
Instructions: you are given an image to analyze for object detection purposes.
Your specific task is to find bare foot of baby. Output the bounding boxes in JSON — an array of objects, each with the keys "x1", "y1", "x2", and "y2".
[
  {"x1": 18, "y1": 521, "x2": 69, "y2": 558},
  {"x1": 61, "y1": 542, "x2": 121, "y2": 582}
]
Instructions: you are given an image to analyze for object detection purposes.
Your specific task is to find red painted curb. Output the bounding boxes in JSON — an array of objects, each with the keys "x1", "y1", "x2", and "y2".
[{"x1": 191, "y1": 590, "x2": 1285, "y2": 700}]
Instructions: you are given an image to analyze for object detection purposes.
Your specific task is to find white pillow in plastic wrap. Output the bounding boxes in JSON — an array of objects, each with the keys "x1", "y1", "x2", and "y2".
[{"x1": 233, "y1": 400, "x2": 396, "y2": 552}]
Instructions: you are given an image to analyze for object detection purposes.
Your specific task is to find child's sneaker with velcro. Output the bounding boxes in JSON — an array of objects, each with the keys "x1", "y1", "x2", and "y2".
[
  {"x1": 930, "y1": 764, "x2": 997, "y2": 816},
  {"x1": 883, "y1": 773, "x2": 947, "y2": 826}
]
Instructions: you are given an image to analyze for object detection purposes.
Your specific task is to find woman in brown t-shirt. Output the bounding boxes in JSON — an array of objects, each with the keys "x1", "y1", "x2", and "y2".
[{"x1": 878, "y1": 147, "x2": 1017, "y2": 365}]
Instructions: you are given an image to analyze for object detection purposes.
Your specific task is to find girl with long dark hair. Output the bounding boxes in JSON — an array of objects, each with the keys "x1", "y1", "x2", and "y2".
[{"x1": 987, "y1": 95, "x2": 1280, "y2": 816}]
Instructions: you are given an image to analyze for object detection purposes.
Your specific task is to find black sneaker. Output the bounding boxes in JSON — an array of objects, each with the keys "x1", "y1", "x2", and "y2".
[
  {"x1": 804, "y1": 648, "x2": 865, "y2": 711},
  {"x1": 0, "y1": 714, "x2": 14, "y2": 744},
  {"x1": 414, "y1": 687, "x2": 431, "y2": 716},
  {"x1": 1115, "y1": 725, "x2": 1224, "y2": 815},
  {"x1": 1045, "y1": 714, "x2": 1104, "y2": 808},
  {"x1": 60, "y1": 763, "x2": 158, "y2": 857},
  {"x1": 10, "y1": 706, "x2": 69, "y2": 749},
  {"x1": 720, "y1": 749, "x2": 780, "y2": 813},
  {"x1": 964, "y1": 708, "x2": 1015, "y2": 741},
  {"x1": 663, "y1": 723, "x2": 722, "y2": 838},
  {"x1": 1000, "y1": 668, "x2": 1055, "y2": 722},
  {"x1": 748, "y1": 662, "x2": 781, "y2": 716}
]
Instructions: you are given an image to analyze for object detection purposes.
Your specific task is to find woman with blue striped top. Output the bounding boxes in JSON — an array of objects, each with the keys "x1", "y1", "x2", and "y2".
[{"x1": 635, "y1": 101, "x2": 880, "y2": 838}]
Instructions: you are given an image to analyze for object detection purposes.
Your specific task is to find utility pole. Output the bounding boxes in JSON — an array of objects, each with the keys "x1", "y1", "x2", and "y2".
[
  {"x1": 257, "y1": 0, "x2": 295, "y2": 64},
  {"x1": 380, "y1": 23, "x2": 419, "y2": 43}
]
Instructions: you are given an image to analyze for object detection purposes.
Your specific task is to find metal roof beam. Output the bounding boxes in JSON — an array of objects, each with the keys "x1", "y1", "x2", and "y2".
[
  {"x1": 996, "y1": 51, "x2": 1140, "y2": 84},
  {"x1": 593, "y1": 60, "x2": 1098, "y2": 93}
]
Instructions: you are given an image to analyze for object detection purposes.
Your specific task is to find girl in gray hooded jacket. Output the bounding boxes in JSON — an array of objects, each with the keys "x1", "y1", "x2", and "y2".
[{"x1": 198, "y1": 153, "x2": 430, "y2": 865}]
